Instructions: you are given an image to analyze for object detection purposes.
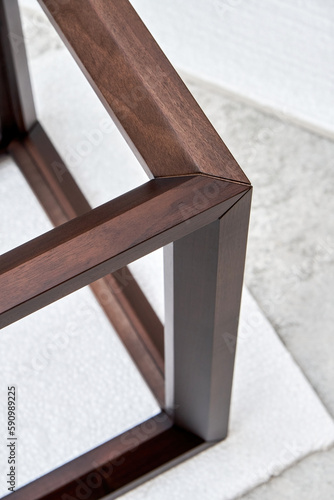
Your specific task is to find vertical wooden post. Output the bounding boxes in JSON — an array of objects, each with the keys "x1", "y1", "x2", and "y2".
[
  {"x1": 0, "y1": 0, "x2": 36, "y2": 148},
  {"x1": 164, "y1": 190, "x2": 252, "y2": 441}
]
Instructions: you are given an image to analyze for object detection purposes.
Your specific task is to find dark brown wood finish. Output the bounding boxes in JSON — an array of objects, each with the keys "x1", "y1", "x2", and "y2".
[
  {"x1": 0, "y1": 176, "x2": 248, "y2": 329},
  {"x1": 0, "y1": 0, "x2": 36, "y2": 147},
  {"x1": 0, "y1": 0, "x2": 165, "y2": 408},
  {"x1": 165, "y1": 189, "x2": 252, "y2": 441},
  {"x1": 9, "y1": 123, "x2": 165, "y2": 404},
  {"x1": 8, "y1": 412, "x2": 206, "y2": 500},
  {"x1": 37, "y1": 0, "x2": 249, "y2": 184},
  {"x1": 19, "y1": 123, "x2": 164, "y2": 357},
  {"x1": 0, "y1": 0, "x2": 253, "y2": 497}
]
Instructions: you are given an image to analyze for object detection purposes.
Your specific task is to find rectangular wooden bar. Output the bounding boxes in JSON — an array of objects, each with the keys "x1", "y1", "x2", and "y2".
[
  {"x1": 16, "y1": 122, "x2": 165, "y2": 358},
  {"x1": 164, "y1": 189, "x2": 252, "y2": 441},
  {"x1": 8, "y1": 412, "x2": 206, "y2": 500},
  {"x1": 37, "y1": 0, "x2": 249, "y2": 183},
  {"x1": 0, "y1": 1, "x2": 253, "y2": 497},
  {"x1": 8, "y1": 123, "x2": 165, "y2": 404},
  {"x1": 0, "y1": 175, "x2": 248, "y2": 329}
]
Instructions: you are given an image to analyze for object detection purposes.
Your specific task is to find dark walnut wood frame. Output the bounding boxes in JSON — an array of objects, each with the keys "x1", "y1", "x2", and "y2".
[{"x1": 0, "y1": 1, "x2": 252, "y2": 498}]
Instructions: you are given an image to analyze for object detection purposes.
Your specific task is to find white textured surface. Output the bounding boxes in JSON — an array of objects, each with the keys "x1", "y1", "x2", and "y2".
[
  {"x1": 182, "y1": 75, "x2": 334, "y2": 421},
  {"x1": 28, "y1": 47, "x2": 148, "y2": 209},
  {"x1": 0, "y1": 156, "x2": 52, "y2": 253},
  {"x1": 119, "y1": 282, "x2": 334, "y2": 500},
  {"x1": 1, "y1": 157, "x2": 334, "y2": 498},
  {"x1": 0, "y1": 160, "x2": 160, "y2": 493},
  {"x1": 129, "y1": 0, "x2": 334, "y2": 137},
  {"x1": 240, "y1": 446, "x2": 334, "y2": 500},
  {"x1": 0, "y1": 44, "x2": 334, "y2": 498}
]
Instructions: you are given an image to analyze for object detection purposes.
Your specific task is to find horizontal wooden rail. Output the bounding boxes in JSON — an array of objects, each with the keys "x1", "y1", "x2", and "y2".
[
  {"x1": 0, "y1": 175, "x2": 249, "y2": 329},
  {"x1": 37, "y1": 0, "x2": 249, "y2": 184},
  {"x1": 14, "y1": 123, "x2": 164, "y2": 359},
  {"x1": 8, "y1": 412, "x2": 206, "y2": 500},
  {"x1": 0, "y1": 1, "x2": 253, "y2": 497},
  {"x1": 9, "y1": 122, "x2": 165, "y2": 405}
]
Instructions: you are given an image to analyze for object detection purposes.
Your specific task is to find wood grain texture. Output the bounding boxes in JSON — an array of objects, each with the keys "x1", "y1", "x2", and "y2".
[
  {"x1": 8, "y1": 412, "x2": 205, "y2": 500},
  {"x1": 0, "y1": 0, "x2": 36, "y2": 147},
  {"x1": 8, "y1": 122, "x2": 165, "y2": 404},
  {"x1": 164, "y1": 189, "x2": 252, "y2": 440},
  {"x1": 37, "y1": 0, "x2": 249, "y2": 184},
  {"x1": 0, "y1": 175, "x2": 248, "y2": 329},
  {"x1": 24, "y1": 123, "x2": 165, "y2": 362},
  {"x1": 0, "y1": 1, "x2": 253, "y2": 496}
]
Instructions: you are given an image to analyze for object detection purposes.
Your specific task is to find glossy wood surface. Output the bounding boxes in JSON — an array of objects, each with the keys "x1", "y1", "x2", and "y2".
[
  {"x1": 165, "y1": 189, "x2": 251, "y2": 441},
  {"x1": 37, "y1": 0, "x2": 249, "y2": 184},
  {"x1": 8, "y1": 412, "x2": 206, "y2": 500},
  {"x1": 0, "y1": 176, "x2": 248, "y2": 329},
  {"x1": 0, "y1": 0, "x2": 252, "y2": 497},
  {"x1": 9, "y1": 123, "x2": 165, "y2": 404}
]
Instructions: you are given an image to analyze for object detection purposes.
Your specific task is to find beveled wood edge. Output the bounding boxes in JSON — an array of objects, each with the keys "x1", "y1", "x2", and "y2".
[
  {"x1": 0, "y1": 2, "x2": 253, "y2": 497},
  {"x1": 36, "y1": 0, "x2": 249, "y2": 184},
  {"x1": 0, "y1": 172, "x2": 249, "y2": 330},
  {"x1": 18, "y1": 121, "x2": 165, "y2": 361},
  {"x1": 0, "y1": 148, "x2": 250, "y2": 499},
  {"x1": 164, "y1": 188, "x2": 252, "y2": 441},
  {"x1": 8, "y1": 411, "x2": 207, "y2": 500},
  {"x1": 8, "y1": 122, "x2": 165, "y2": 406}
]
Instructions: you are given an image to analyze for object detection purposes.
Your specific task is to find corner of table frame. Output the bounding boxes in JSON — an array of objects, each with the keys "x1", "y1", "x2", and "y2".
[{"x1": 0, "y1": 1, "x2": 252, "y2": 498}]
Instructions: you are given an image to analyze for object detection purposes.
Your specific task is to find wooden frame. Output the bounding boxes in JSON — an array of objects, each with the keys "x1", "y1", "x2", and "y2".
[{"x1": 0, "y1": 0, "x2": 252, "y2": 498}]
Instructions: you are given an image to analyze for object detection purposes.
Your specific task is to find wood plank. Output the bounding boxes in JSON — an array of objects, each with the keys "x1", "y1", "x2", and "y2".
[
  {"x1": 23, "y1": 122, "x2": 165, "y2": 360},
  {"x1": 37, "y1": 0, "x2": 249, "y2": 184},
  {"x1": 0, "y1": 1, "x2": 253, "y2": 498},
  {"x1": 164, "y1": 189, "x2": 252, "y2": 440},
  {"x1": 8, "y1": 412, "x2": 205, "y2": 500},
  {"x1": 0, "y1": 175, "x2": 248, "y2": 329},
  {"x1": 8, "y1": 124, "x2": 165, "y2": 404},
  {"x1": 0, "y1": 0, "x2": 36, "y2": 147}
]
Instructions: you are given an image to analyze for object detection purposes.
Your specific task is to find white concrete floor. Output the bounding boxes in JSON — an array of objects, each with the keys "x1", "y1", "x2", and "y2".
[{"x1": 2, "y1": 2, "x2": 333, "y2": 498}]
